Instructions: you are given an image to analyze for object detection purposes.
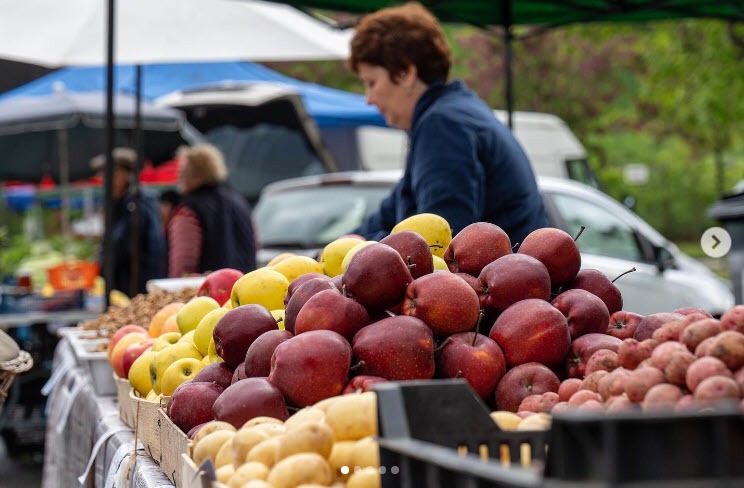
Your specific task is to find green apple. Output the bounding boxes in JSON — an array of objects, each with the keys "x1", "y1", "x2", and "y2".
[
  {"x1": 176, "y1": 296, "x2": 220, "y2": 335},
  {"x1": 149, "y1": 342, "x2": 202, "y2": 395},
  {"x1": 193, "y1": 308, "x2": 229, "y2": 356}
]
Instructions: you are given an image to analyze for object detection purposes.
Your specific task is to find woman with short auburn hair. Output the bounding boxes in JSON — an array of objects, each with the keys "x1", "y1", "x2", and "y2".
[{"x1": 349, "y1": 2, "x2": 548, "y2": 247}]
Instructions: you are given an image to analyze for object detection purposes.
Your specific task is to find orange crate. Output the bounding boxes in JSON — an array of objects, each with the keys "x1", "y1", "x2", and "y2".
[{"x1": 47, "y1": 261, "x2": 100, "y2": 291}]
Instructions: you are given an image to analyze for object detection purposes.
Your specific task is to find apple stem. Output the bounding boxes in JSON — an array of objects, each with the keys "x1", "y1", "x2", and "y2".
[
  {"x1": 384, "y1": 310, "x2": 397, "y2": 317},
  {"x1": 406, "y1": 256, "x2": 417, "y2": 273},
  {"x1": 433, "y1": 337, "x2": 452, "y2": 353},
  {"x1": 573, "y1": 226, "x2": 586, "y2": 242},
  {"x1": 342, "y1": 284, "x2": 350, "y2": 298},
  {"x1": 350, "y1": 360, "x2": 366, "y2": 373},
  {"x1": 613, "y1": 267, "x2": 637, "y2": 283},
  {"x1": 511, "y1": 242, "x2": 520, "y2": 251},
  {"x1": 471, "y1": 310, "x2": 485, "y2": 345},
  {"x1": 455, "y1": 370, "x2": 462, "y2": 378}
]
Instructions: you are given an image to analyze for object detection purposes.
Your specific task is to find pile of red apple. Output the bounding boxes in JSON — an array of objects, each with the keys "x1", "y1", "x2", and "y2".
[{"x1": 165, "y1": 223, "x2": 744, "y2": 436}]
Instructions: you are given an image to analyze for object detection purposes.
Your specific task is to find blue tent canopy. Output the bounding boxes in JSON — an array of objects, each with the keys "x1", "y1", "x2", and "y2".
[{"x1": 0, "y1": 62, "x2": 386, "y2": 128}]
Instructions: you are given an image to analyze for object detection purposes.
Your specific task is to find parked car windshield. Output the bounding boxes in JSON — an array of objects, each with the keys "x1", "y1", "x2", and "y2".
[{"x1": 254, "y1": 185, "x2": 390, "y2": 247}]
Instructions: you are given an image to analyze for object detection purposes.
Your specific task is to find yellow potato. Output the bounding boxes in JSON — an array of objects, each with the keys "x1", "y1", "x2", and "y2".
[
  {"x1": 216, "y1": 464, "x2": 235, "y2": 484},
  {"x1": 231, "y1": 428, "x2": 270, "y2": 467},
  {"x1": 346, "y1": 466, "x2": 381, "y2": 488},
  {"x1": 214, "y1": 437, "x2": 235, "y2": 468},
  {"x1": 241, "y1": 481, "x2": 273, "y2": 488},
  {"x1": 490, "y1": 411, "x2": 523, "y2": 431},
  {"x1": 227, "y1": 461, "x2": 270, "y2": 488},
  {"x1": 349, "y1": 436, "x2": 379, "y2": 469},
  {"x1": 517, "y1": 412, "x2": 552, "y2": 431},
  {"x1": 328, "y1": 441, "x2": 356, "y2": 480},
  {"x1": 246, "y1": 438, "x2": 282, "y2": 468},
  {"x1": 284, "y1": 407, "x2": 326, "y2": 430},
  {"x1": 251, "y1": 422, "x2": 287, "y2": 438},
  {"x1": 191, "y1": 420, "x2": 237, "y2": 446},
  {"x1": 276, "y1": 421, "x2": 335, "y2": 461},
  {"x1": 312, "y1": 395, "x2": 341, "y2": 412},
  {"x1": 242, "y1": 416, "x2": 285, "y2": 428},
  {"x1": 192, "y1": 430, "x2": 235, "y2": 466},
  {"x1": 325, "y1": 391, "x2": 377, "y2": 441},
  {"x1": 267, "y1": 452, "x2": 333, "y2": 488}
]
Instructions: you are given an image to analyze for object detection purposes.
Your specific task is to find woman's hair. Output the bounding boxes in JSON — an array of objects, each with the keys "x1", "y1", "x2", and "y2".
[
  {"x1": 177, "y1": 143, "x2": 228, "y2": 185},
  {"x1": 349, "y1": 2, "x2": 451, "y2": 85}
]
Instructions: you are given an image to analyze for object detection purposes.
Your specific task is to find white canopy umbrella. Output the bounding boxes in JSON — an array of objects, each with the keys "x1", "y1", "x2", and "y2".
[{"x1": 0, "y1": 0, "x2": 351, "y2": 66}]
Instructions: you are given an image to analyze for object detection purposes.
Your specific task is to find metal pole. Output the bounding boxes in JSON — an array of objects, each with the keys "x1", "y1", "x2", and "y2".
[
  {"x1": 129, "y1": 64, "x2": 143, "y2": 296},
  {"x1": 103, "y1": 0, "x2": 115, "y2": 307},
  {"x1": 502, "y1": 0, "x2": 514, "y2": 129},
  {"x1": 57, "y1": 129, "x2": 71, "y2": 259}
]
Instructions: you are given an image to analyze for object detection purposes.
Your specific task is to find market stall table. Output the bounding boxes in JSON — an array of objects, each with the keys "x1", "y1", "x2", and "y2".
[{"x1": 42, "y1": 335, "x2": 174, "y2": 488}]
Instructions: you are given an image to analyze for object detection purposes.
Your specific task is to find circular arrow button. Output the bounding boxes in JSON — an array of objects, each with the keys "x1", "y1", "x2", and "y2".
[{"x1": 700, "y1": 227, "x2": 731, "y2": 258}]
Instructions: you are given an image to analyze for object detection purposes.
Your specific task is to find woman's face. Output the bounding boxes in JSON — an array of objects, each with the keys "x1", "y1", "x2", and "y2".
[{"x1": 358, "y1": 63, "x2": 417, "y2": 130}]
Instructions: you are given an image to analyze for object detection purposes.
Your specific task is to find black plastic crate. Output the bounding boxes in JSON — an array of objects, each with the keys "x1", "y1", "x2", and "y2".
[
  {"x1": 373, "y1": 379, "x2": 546, "y2": 488},
  {"x1": 545, "y1": 406, "x2": 744, "y2": 487}
]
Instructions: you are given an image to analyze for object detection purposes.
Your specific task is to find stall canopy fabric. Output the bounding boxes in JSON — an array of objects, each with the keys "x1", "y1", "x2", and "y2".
[{"x1": 0, "y1": 62, "x2": 386, "y2": 128}]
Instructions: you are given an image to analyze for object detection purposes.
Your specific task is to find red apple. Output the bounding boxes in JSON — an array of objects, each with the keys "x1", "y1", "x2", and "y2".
[
  {"x1": 402, "y1": 272, "x2": 480, "y2": 336},
  {"x1": 166, "y1": 381, "x2": 224, "y2": 434},
  {"x1": 284, "y1": 272, "x2": 332, "y2": 308},
  {"x1": 121, "y1": 338, "x2": 155, "y2": 378},
  {"x1": 197, "y1": 268, "x2": 244, "y2": 306},
  {"x1": 436, "y1": 332, "x2": 506, "y2": 399},
  {"x1": 284, "y1": 278, "x2": 338, "y2": 333},
  {"x1": 443, "y1": 222, "x2": 512, "y2": 276},
  {"x1": 107, "y1": 324, "x2": 148, "y2": 362},
  {"x1": 380, "y1": 230, "x2": 434, "y2": 279},
  {"x1": 494, "y1": 362, "x2": 560, "y2": 412},
  {"x1": 607, "y1": 311, "x2": 644, "y2": 340},
  {"x1": 478, "y1": 254, "x2": 551, "y2": 315},
  {"x1": 517, "y1": 227, "x2": 581, "y2": 287},
  {"x1": 244, "y1": 329, "x2": 293, "y2": 378},
  {"x1": 213, "y1": 304, "x2": 279, "y2": 369},
  {"x1": 295, "y1": 289, "x2": 370, "y2": 341},
  {"x1": 213, "y1": 377, "x2": 289, "y2": 428},
  {"x1": 269, "y1": 330, "x2": 352, "y2": 407},
  {"x1": 351, "y1": 315, "x2": 435, "y2": 380},
  {"x1": 191, "y1": 362, "x2": 234, "y2": 390},
  {"x1": 489, "y1": 298, "x2": 571, "y2": 369},
  {"x1": 232, "y1": 362, "x2": 247, "y2": 384},
  {"x1": 565, "y1": 333, "x2": 623, "y2": 379},
  {"x1": 342, "y1": 242, "x2": 413, "y2": 313},
  {"x1": 565, "y1": 268, "x2": 623, "y2": 315},
  {"x1": 551, "y1": 289, "x2": 610, "y2": 340}
]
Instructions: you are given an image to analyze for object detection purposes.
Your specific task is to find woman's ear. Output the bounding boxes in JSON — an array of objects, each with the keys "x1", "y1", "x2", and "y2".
[{"x1": 402, "y1": 64, "x2": 418, "y2": 86}]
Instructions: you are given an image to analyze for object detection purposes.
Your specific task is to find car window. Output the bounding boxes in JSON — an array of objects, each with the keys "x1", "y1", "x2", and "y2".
[
  {"x1": 550, "y1": 191, "x2": 643, "y2": 262},
  {"x1": 254, "y1": 185, "x2": 391, "y2": 247}
]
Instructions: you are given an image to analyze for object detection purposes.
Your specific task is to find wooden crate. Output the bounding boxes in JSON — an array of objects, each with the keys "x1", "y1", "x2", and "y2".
[
  {"x1": 113, "y1": 373, "x2": 136, "y2": 428},
  {"x1": 128, "y1": 389, "x2": 164, "y2": 463},
  {"x1": 159, "y1": 407, "x2": 191, "y2": 486},
  {"x1": 180, "y1": 453, "x2": 229, "y2": 488}
]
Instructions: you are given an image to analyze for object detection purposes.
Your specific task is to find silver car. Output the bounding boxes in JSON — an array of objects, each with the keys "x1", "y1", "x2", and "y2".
[{"x1": 253, "y1": 171, "x2": 734, "y2": 316}]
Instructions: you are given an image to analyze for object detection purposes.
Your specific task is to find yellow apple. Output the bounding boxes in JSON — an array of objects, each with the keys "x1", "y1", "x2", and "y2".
[
  {"x1": 222, "y1": 298, "x2": 233, "y2": 310},
  {"x1": 152, "y1": 331, "x2": 182, "y2": 351},
  {"x1": 319, "y1": 237, "x2": 365, "y2": 277},
  {"x1": 208, "y1": 338, "x2": 223, "y2": 363},
  {"x1": 270, "y1": 309, "x2": 286, "y2": 330},
  {"x1": 270, "y1": 255, "x2": 324, "y2": 283},
  {"x1": 391, "y1": 213, "x2": 452, "y2": 259},
  {"x1": 193, "y1": 307, "x2": 230, "y2": 356},
  {"x1": 230, "y1": 268, "x2": 289, "y2": 311},
  {"x1": 148, "y1": 302, "x2": 186, "y2": 337},
  {"x1": 178, "y1": 329, "x2": 196, "y2": 344},
  {"x1": 145, "y1": 389, "x2": 160, "y2": 402},
  {"x1": 340, "y1": 240, "x2": 377, "y2": 273},
  {"x1": 160, "y1": 357, "x2": 206, "y2": 396},
  {"x1": 128, "y1": 349, "x2": 157, "y2": 396},
  {"x1": 176, "y1": 296, "x2": 221, "y2": 335},
  {"x1": 149, "y1": 342, "x2": 202, "y2": 394},
  {"x1": 266, "y1": 252, "x2": 296, "y2": 267},
  {"x1": 432, "y1": 255, "x2": 450, "y2": 271}
]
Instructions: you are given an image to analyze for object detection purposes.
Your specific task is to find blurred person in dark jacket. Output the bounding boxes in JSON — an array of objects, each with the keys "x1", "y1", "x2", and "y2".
[
  {"x1": 350, "y1": 2, "x2": 548, "y2": 246},
  {"x1": 168, "y1": 143, "x2": 257, "y2": 277},
  {"x1": 91, "y1": 147, "x2": 166, "y2": 295}
]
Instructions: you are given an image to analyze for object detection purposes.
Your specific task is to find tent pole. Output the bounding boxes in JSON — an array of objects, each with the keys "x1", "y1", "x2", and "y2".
[
  {"x1": 104, "y1": 0, "x2": 116, "y2": 307},
  {"x1": 502, "y1": 0, "x2": 514, "y2": 129},
  {"x1": 57, "y1": 128, "x2": 71, "y2": 259},
  {"x1": 130, "y1": 64, "x2": 143, "y2": 297}
]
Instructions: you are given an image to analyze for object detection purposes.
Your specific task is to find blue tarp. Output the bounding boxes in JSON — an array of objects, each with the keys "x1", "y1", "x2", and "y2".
[{"x1": 0, "y1": 61, "x2": 386, "y2": 128}]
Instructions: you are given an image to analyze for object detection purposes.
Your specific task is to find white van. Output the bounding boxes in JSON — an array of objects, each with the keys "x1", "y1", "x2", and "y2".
[{"x1": 329, "y1": 110, "x2": 602, "y2": 190}]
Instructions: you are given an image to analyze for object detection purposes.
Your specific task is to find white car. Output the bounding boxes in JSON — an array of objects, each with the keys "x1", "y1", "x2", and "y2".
[{"x1": 253, "y1": 171, "x2": 734, "y2": 316}]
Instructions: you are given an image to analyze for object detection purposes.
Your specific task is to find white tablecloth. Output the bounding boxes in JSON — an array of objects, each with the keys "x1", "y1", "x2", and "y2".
[{"x1": 42, "y1": 337, "x2": 174, "y2": 488}]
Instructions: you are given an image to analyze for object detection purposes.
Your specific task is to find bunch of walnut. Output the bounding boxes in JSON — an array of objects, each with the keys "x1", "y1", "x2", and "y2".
[{"x1": 80, "y1": 288, "x2": 197, "y2": 336}]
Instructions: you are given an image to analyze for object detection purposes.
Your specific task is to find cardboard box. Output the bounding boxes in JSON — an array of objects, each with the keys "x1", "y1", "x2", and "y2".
[{"x1": 159, "y1": 407, "x2": 191, "y2": 486}]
